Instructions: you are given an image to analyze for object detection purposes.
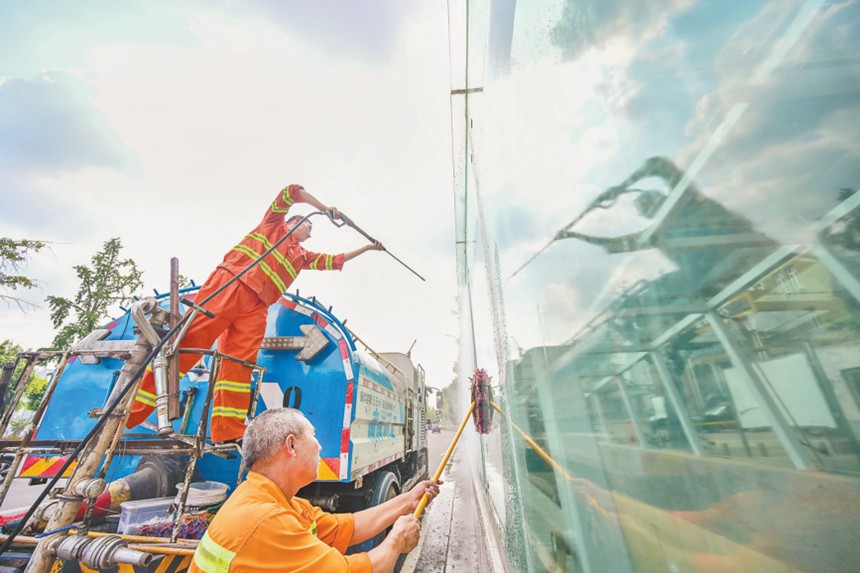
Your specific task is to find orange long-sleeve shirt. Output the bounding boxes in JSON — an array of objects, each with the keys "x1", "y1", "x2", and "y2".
[
  {"x1": 190, "y1": 472, "x2": 371, "y2": 573},
  {"x1": 217, "y1": 185, "x2": 346, "y2": 306}
]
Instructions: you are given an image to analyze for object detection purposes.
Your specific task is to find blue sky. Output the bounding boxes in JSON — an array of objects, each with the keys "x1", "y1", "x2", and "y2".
[
  {"x1": 0, "y1": 1, "x2": 460, "y2": 385},
  {"x1": 465, "y1": 0, "x2": 860, "y2": 348},
  {"x1": 4, "y1": 0, "x2": 860, "y2": 380}
]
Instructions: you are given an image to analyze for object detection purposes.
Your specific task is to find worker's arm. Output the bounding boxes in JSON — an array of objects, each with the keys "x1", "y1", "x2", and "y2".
[
  {"x1": 365, "y1": 515, "x2": 420, "y2": 573},
  {"x1": 350, "y1": 480, "x2": 439, "y2": 545},
  {"x1": 295, "y1": 187, "x2": 339, "y2": 218},
  {"x1": 300, "y1": 241, "x2": 381, "y2": 271},
  {"x1": 343, "y1": 241, "x2": 384, "y2": 262}
]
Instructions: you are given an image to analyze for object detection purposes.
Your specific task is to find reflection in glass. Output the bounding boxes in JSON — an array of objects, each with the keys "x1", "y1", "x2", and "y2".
[{"x1": 453, "y1": 1, "x2": 860, "y2": 571}]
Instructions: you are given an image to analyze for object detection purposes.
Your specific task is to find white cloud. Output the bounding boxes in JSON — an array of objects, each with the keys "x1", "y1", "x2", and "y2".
[{"x1": 0, "y1": 2, "x2": 459, "y2": 384}]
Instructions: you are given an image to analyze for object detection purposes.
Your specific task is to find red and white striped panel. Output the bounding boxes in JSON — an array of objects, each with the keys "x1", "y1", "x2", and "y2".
[
  {"x1": 281, "y1": 297, "x2": 353, "y2": 480},
  {"x1": 359, "y1": 377, "x2": 396, "y2": 400},
  {"x1": 359, "y1": 452, "x2": 405, "y2": 476}
]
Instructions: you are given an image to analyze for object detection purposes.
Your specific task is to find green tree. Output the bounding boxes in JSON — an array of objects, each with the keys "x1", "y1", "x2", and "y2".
[
  {"x1": 0, "y1": 237, "x2": 47, "y2": 310},
  {"x1": 440, "y1": 382, "x2": 457, "y2": 425},
  {"x1": 0, "y1": 339, "x2": 48, "y2": 416},
  {"x1": 0, "y1": 339, "x2": 23, "y2": 370},
  {"x1": 46, "y1": 238, "x2": 143, "y2": 349}
]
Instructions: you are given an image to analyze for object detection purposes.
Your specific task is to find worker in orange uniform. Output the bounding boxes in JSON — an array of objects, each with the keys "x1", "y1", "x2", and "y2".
[
  {"x1": 190, "y1": 408, "x2": 439, "y2": 573},
  {"x1": 126, "y1": 185, "x2": 383, "y2": 442}
]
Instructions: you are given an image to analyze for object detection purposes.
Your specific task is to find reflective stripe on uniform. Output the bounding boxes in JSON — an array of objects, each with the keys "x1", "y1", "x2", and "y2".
[
  {"x1": 247, "y1": 232, "x2": 298, "y2": 279},
  {"x1": 271, "y1": 186, "x2": 297, "y2": 213},
  {"x1": 193, "y1": 532, "x2": 236, "y2": 573},
  {"x1": 135, "y1": 389, "x2": 157, "y2": 407},
  {"x1": 309, "y1": 520, "x2": 317, "y2": 537},
  {"x1": 212, "y1": 406, "x2": 248, "y2": 420},
  {"x1": 145, "y1": 365, "x2": 188, "y2": 377},
  {"x1": 214, "y1": 381, "x2": 251, "y2": 394},
  {"x1": 282, "y1": 186, "x2": 297, "y2": 207},
  {"x1": 231, "y1": 245, "x2": 288, "y2": 293},
  {"x1": 309, "y1": 255, "x2": 333, "y2": 270}
]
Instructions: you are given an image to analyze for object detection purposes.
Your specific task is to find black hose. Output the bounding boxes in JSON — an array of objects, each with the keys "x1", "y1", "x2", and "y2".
[{"x1": 0, "y1": 212, "x2": 322, "y2": 554}]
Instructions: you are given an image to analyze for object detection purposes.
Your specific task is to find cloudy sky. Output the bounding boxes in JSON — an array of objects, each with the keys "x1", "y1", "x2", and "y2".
[
  {"x1": 4, "y1": 0, "x2": 860, "y2": 389},
  {"x1": 0, "y1": 1, "x2": 460, "y2": 387},
  {"x1": 462, "y1": 0, "x2": 860, "y2": 354}
]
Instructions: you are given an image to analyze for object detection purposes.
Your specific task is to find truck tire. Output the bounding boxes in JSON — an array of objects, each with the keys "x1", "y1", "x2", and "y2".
[
  {"x1": 350, "y1": 470, "x2": 400, "y2": 554},
  {"x1": 370, "y1": 471, "x2": 409, "y2": 571},
  {"x1": 371, "y1": 470, "x2": 400, "y2": 507}
]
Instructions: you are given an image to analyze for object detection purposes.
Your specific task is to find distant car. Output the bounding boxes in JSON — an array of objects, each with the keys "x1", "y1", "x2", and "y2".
[{"x1": 429, "y1": 422, "x2": 441, "y2": 433}]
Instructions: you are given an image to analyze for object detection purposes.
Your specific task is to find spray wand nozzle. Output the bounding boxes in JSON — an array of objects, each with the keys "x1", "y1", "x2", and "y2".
[{"x1": 330, "y1": 211, "x2": 426, "y2": 282}]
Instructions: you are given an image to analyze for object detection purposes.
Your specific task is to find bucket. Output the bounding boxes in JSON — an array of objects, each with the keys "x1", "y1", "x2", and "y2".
[{"x1": 174, "y1": 481, "x2": 229, "y2": 509}]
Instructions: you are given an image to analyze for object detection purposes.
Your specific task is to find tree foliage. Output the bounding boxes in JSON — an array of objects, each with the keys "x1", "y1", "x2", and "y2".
[
  {"x1": 0, "y1": 339, "x2": 48, "y2": 415},
  {"x1": 0, "y1": 237, "x2": 47, "y2": 310},
  {"x1": 440, "y1": 381, "x2": 457, "y2": 425},
  {"x1": 46, "y1": 238, "x2": 143, "y2": 350}
]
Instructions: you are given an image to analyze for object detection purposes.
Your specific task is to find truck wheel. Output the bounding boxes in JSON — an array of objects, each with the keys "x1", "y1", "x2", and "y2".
[
  {"x1": 374, "y1": 471, "x2": 410, "y2": 571},
  {"x1": 363, "y1": 471, "x2": 400, "y2": 550},
  {"x1": 371, "y1": 470, "x2": 400, "y2": 507}
]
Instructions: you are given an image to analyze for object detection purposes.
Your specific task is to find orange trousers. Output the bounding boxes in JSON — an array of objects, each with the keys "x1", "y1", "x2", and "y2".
[{"x1": 126, "y1": 268, "x2": 267, "y2": 442}]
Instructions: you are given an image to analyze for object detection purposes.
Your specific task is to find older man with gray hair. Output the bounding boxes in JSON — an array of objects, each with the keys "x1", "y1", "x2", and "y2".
[{"x1": 190, "y1": 408, "x2": 439, "y2": 573}]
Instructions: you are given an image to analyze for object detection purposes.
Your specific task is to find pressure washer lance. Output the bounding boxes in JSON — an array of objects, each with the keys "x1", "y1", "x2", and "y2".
[
  {"x1": 331, "y1": 212, "x2": 426, "y2": 282},
  {"x1": 413, "y1": 368, "x2": 493, "y2": 518}
]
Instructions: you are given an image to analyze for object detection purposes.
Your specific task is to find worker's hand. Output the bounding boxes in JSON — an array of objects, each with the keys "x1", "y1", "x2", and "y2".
[
  {"x1": 326, "y1": 207, "x2": 341, "y2": 221},
  {"x1": 554, "y1": 228, "x2": 571, "y2": 241},
  {"x1": 405, "y1": 479, "x2": 441, "y2": 511},
  {"x1": 368, "y1": 240, "x2": 385, "y2": 251},
  {"x1": 388, "y1": 515, "x2": 421, "y2": 553}
]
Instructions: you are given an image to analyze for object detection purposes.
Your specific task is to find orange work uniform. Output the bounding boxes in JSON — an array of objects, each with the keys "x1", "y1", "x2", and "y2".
[
  {"x1": 127, "y1": 185, "x2": 346, "y2": 442},
  {"x1": 189, "y1": 471, "x2": 371, "y2": 573}
]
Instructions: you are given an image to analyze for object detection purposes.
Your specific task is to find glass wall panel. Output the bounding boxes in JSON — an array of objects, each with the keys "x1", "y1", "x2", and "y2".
[
  {"x1": 712, "y1": 249, "x2": 860, "y2": 473},
  {"x1": 450, "y1": 0, "x2": 860, "y2": 571}
]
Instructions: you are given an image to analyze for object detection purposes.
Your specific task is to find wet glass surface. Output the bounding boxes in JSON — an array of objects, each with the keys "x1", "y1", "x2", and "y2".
[{"x1": 452, "y1": 1, "x2": 860, "y2": 571}]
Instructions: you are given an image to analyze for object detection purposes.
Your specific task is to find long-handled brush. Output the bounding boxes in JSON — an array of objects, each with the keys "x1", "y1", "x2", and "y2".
[
  {"x1": 412, "y1": 370, "x2": 611, "y2": 521},
  {"x1": 413, "y1": 369, "x2": 493, "y2": 518}
]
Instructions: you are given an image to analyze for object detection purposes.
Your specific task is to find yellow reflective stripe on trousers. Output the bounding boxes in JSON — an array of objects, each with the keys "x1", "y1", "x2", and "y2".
[
  {"x1": 212, "y1": 406, "x2": 247, "y2": 420},
  {"x1": 247, "y1": 232, "x2": 298, "y2": 279},
  {"x1": 193, "y1": 532, "x2": 235, "y2": 573},
  {"x1": 214, "y1": 381, "x2": 251, "y2": 394},
  {"x1": 309, "y1": 520, "x2": 317, "y2": 536},
  {"x1": 135, "y1": 389, "x2": 157, "y2": 407},
  {"x1": 231, "y1": 245, "x2": 288, "y2": 293}
]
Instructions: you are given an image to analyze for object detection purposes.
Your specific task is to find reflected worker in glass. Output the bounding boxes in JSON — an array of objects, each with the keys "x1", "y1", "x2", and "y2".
[{"x1": 551, "y1": 156, "x2": 777, "y2": 290}]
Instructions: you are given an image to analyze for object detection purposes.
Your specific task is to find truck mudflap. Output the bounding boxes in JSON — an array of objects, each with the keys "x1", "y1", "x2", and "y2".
[
  {"x1": 316, "y1": 458, "x2": 341, "y2": 481},
  {"x1": 20, "y1": 456, "x2": 76, "y2": 479}
]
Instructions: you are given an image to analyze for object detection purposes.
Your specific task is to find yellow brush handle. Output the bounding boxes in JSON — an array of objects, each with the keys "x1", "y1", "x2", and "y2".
[
  {"x1": 413, "y1": 401, "x2": 476, "y2": 519},
  {"x1": 489, "y1": 401, "x2": 573, "y2": 481}
]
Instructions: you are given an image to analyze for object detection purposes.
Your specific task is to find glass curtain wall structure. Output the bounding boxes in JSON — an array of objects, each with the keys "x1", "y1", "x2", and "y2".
[{"x1": 449, "y1": 1, "x2": 860, "y2": 572}]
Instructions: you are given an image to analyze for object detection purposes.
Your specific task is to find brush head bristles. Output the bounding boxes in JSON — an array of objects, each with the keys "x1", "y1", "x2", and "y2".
[{"x1": 470, "y1": 368, "x2": 493, "y2": 434}]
